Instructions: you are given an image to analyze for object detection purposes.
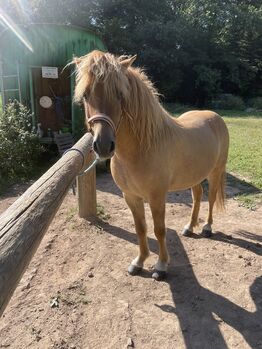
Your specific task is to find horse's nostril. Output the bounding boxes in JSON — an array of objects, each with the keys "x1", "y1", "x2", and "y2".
[
  {"x1": 110, "y1": 141, "x2": 115, "y2": 153},
  {"x1": 93, "y1": 139, "x2": 114, "y2": 157}
]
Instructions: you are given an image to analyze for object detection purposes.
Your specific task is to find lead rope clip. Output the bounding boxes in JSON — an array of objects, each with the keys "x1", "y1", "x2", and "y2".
[{"x1": 77, "y1": 152, "x2": 99, "y2": 177}]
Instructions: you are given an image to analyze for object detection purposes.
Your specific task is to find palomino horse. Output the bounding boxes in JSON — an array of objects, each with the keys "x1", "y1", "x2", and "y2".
[{"x1": 73, "y1": 50, "x2": 229, "y2": 280}]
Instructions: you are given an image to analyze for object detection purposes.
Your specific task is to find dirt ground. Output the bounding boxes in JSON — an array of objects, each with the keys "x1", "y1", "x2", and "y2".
[{"x1": 0, "y1": 172, "x2": 261, "y2": 349}]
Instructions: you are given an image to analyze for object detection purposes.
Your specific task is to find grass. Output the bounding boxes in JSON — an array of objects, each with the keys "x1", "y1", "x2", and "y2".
[
  {"x1": 224, "y1": 116, "x2": 262, "y2": 189},
  {"x1": 97, "y1": 203, "x2": 111, "y2": 220},
  {"x1": 66, "y1": 206, "x2": 78, "y2": 221},
  {"x1": 223, "y1": 114, "x2": 262, "y2": 208},
  {"x1": 167, "y1": 105, "x2": 262, "y2": 207}
]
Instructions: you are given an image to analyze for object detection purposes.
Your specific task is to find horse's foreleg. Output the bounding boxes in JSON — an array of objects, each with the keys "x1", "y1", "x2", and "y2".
[
  {"x1": 182, "y1": 183, "x2": 203, "y2": 236},
  {"x1": 149, "y1": 196, "x2": 169, "y2": 281},
  {"x1": 124, "y1": 193, "x2": 149, "y2": 275}
]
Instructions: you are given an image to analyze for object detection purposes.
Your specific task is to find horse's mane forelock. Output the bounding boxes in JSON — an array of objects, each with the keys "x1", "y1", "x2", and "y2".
[
  {"x1": 74, "y1": 51, "x2": 173, "y2": 149},
  {"x1": 73, "y1": 51, "x2": 122, "y2": 102}
]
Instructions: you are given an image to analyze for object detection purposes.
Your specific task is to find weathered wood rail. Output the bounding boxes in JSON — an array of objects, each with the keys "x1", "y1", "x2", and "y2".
[{"x1": 0, "y1": 132, "x2": 96, "y2": 317}]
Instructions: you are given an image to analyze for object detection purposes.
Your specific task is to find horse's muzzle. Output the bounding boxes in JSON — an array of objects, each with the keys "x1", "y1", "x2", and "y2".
[{"x1": 93, "y1": 138, "x2": 115, "y2": 159}]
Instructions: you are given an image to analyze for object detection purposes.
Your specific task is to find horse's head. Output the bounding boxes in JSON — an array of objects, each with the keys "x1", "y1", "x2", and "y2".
[{"x1": 73, "y1": 50, "x2": 136, "y2": 159}]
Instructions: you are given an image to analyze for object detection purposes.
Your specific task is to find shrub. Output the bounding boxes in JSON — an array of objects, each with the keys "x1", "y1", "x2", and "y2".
[
  {"x1": 211, "y1": 94, "x2": 245, "y2": 110},
  {"x1": 248, "y1": 97, "x2": 262, "y2": 110},
  {"x1": 0, "y1": 101, "x2": 43, "y2": 180},
  {"x1": 164, "y1": 102, "x2": 190, "y2": 114}
]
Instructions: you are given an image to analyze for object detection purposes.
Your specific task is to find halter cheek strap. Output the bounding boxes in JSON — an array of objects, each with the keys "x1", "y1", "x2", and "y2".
[{"x1": 88, "y1": 114, "x2": 117, "y2": 134}]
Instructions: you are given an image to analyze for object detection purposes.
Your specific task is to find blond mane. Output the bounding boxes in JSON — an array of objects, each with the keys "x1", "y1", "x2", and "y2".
[{"x1": 74, "y1": 50, "x2": 174, "y2": 149}]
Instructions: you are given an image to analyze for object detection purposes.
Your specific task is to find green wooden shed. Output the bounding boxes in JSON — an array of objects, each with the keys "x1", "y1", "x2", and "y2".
[{"x1": 0, "y1": 22, "x2": 105, "y2": 138}]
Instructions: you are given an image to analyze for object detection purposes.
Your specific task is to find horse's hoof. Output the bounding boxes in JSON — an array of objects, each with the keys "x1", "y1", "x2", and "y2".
[
  {"x1": 152, "y1": 270, "x2": 167, "y2": 281},
  {"x1": 201, "y1": 229, "x2": 213, "y2": 238},
  {"x1": 128, "y1": 264, "x2": 142, "y2": 276},
  {"x1": 182, "y1": 228, "x2": 193, "y2": 237}
]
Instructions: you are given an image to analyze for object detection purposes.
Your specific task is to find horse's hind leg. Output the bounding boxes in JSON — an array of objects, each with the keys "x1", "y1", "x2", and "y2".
[
  {"x1": 202, "y1": 168, "x2": 225, "y2": 238},
  {"x1": 149, "y1": 195, "x2": 169, "y2": 281},
  {"x1": 124, "y1": 193, "x2": 149, "y2": 275},
  {"x1": 182, "y1": 183, "x2": 203, "y2": 236}
]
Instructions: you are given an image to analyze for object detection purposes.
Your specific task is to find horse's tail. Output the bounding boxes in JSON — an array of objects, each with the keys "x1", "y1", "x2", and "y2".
[{"x1": 215, "y1": 169, "x2": 226, "y2": 211}]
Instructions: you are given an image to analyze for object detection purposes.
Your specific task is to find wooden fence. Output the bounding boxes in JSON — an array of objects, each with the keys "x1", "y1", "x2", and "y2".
[{"x1": 0, "y1": 132, "x2": 96, "y2": 317}]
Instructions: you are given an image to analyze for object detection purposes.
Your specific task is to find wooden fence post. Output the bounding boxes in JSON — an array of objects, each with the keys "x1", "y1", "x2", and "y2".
[
  {"x1": 0, "y1": 132, "x2": 95, "y2": 317},
  {"x1": 77, "y1": 151, "x2": 97, "y2": 218}
]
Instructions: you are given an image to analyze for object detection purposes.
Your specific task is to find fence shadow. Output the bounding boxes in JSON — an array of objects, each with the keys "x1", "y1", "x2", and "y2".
[
  {"x1": 96, "y1": 219, "x2": 262, "y2": 349},
  {"x1": 236, "y1": 230, "x2": 262, "y2": 244}
]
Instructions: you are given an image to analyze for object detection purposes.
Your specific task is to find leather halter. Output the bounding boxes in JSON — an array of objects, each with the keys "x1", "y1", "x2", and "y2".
[{"x1": 87, "y1": 113, "x2": 117, "y2": 134}]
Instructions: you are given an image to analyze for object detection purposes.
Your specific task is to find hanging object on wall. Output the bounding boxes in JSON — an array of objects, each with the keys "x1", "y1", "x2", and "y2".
[
  {"x1": 39, "y1": 96, "x2": 52, "y2": 109},
  {"x1": 41, "y1": 66, "x2": 58, "y2": 79}
]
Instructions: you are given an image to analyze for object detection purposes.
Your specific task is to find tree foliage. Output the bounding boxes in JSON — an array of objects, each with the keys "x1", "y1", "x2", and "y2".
[{"x1": 1, "y1": 0, "x2": 261, "y2": 106}]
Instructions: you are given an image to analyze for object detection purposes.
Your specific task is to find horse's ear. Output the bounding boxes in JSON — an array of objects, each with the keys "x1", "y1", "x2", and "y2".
[
  {"x1": 120, "y1": 54, "x2": 137, "y2": 68},
  {"x1": 73, "y1": 56, "x2": 82, "y2": 67}
]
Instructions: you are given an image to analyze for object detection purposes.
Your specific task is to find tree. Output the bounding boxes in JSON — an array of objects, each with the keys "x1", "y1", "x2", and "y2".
[{"x1": 1, "y1": 0, "x2": 261, "y2": 105}]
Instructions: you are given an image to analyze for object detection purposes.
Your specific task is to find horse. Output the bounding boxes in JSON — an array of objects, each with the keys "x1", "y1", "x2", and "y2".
[{"x1": 73, "y1": 50, "x2": 229, "y2": 280}]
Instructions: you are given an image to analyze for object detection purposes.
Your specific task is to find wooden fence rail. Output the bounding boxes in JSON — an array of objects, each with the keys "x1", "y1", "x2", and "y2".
[{"x1": 0, "y1": 132, "x2": 96, "y2": 317}]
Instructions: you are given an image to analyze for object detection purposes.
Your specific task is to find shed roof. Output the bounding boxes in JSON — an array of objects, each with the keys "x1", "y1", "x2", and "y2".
[{"x1": 0, "y1": 22, "x2": 105, "y2": 66}]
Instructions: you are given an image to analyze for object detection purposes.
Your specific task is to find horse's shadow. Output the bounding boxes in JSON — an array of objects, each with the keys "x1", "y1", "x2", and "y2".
[{"x1": 97, "y1": 219, "x2": 262, "y2": 349}]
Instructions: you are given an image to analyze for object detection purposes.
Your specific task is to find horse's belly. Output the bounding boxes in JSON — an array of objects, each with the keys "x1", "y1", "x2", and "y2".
[
  {"x1": 168, "y1": 138, "x2": 219, "y2": 190},
  {"x1": 169, "y1": 169, "x2": 211, "y2": 191},
  {"x1": 111, "y1": 156, "x2": 169, "y2": 199}
]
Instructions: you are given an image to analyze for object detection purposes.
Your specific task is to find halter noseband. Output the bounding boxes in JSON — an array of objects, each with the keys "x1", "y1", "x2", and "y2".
[{"x1": 87, "y1": 114, "x2": 117, "y2": 134}]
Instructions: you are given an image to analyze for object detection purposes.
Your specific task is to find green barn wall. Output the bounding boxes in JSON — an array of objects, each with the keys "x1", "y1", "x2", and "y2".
[{"x1": 0, "y1": 24, "x2": 106, "y2": 136}]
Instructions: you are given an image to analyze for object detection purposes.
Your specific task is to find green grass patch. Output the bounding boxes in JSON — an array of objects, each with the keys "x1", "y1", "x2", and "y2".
[
  {"x1": 223, "y1": 116, "x2": 262, "y2": 189},
  {"x1": 66, "y1": 206, "x2": 78, "y2": 221},
  {"x1": 97, "y1": 203, "x2": 111, "y2": 221},
  {"x1": 224, "y1": 116, "x2": 262, "y2": 208},
  {"x1": 216, "y1": 109, "x2": 262, "y2": 118}
]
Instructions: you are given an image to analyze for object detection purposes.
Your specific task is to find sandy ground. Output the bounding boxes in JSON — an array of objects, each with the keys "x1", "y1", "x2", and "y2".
[{"x1": 0, "y1": 172, "x2": 261, "y2": 349}]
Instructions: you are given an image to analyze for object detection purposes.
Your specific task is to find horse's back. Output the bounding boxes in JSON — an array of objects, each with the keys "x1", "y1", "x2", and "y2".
[
  {"x1": 177, "y1": 110, "x2": 229, "y2": 149},
  {"x1": 166, "y1": 110, "x2": 229, "y2": 190},
  {"x1": 178, "y1": 110, "x2": 224, "y2": 126}
]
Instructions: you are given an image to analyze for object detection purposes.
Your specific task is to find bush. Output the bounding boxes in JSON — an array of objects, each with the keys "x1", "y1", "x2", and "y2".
[
  {"x1": 248, "y1": 97, "x2": 262, "y2": 110},
  {"x1": 164, "y1": 102, "x2": 190, "y2": 114},
  {"x1": 211, "y1": 94, "x2": 245, "y2": 110},
  {"x1": 0, "y1": 101, "x2": 43, "y2": 180}
]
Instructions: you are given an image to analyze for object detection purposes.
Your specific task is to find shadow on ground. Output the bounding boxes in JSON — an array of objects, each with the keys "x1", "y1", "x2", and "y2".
[
  {"x1": 226, "y1": 173, "x2": 261, "y2": 197},
  {"x1": 96, "y1": 218, "x2": 262, "y2": 349},
  {"x1": 96, "y1": 171, "x2": 261, "y2": 205},
  {"x1": 94, "y1": 171, "x2": 262, "y2": 347}
]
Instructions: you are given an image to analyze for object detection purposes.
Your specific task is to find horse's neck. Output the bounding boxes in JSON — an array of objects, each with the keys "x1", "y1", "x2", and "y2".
[
  {"x1": 115, "y1": 105, "x2": 178, "y2": 160},
  {"x1": 115, "y1": 119, "x2": 138, "y2": 159},
  {"x1": 115, "y1": 70, "x2": 181, "y2": 159}
]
